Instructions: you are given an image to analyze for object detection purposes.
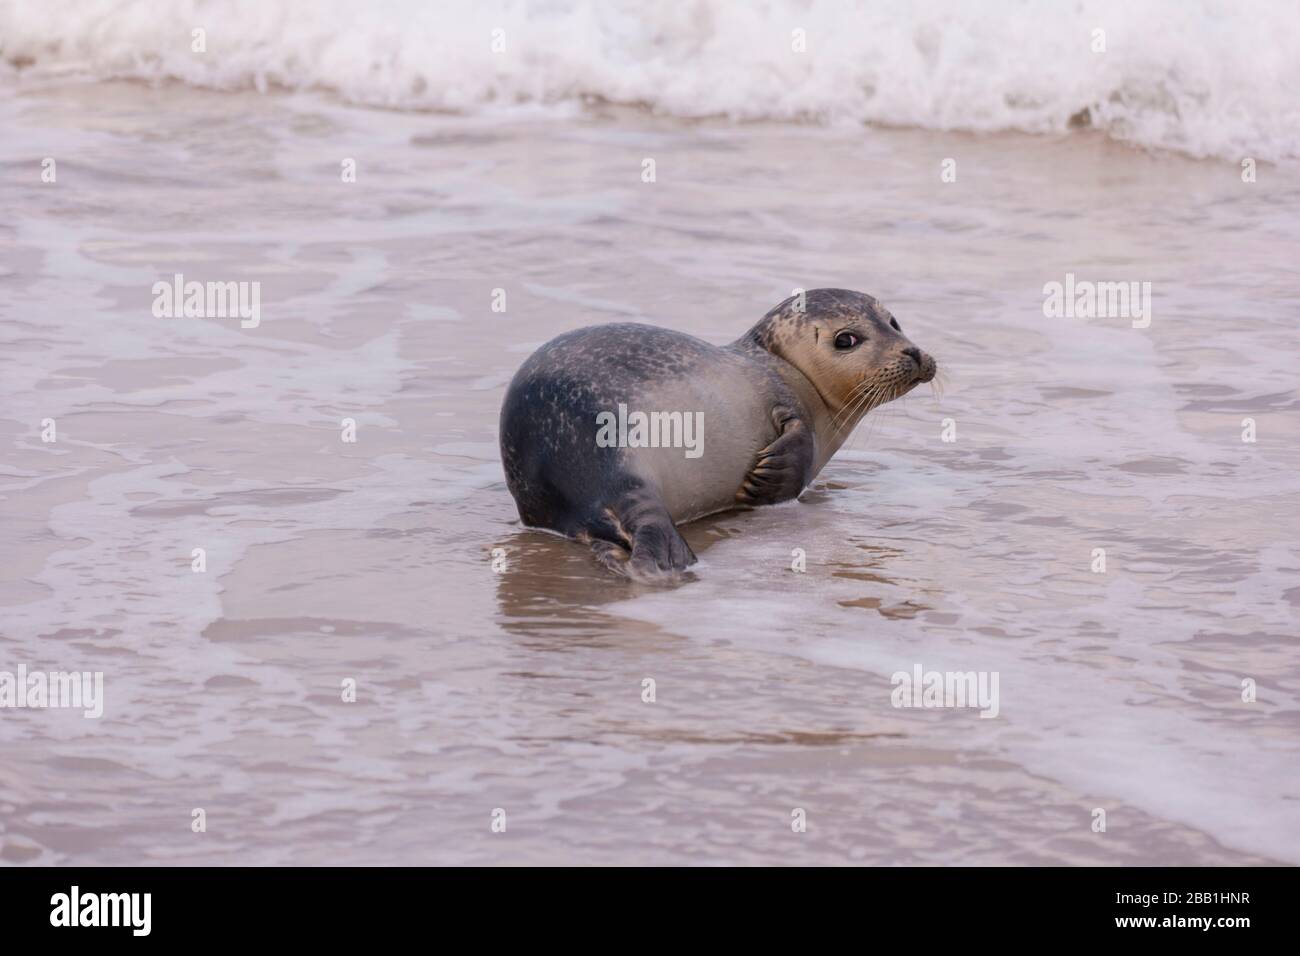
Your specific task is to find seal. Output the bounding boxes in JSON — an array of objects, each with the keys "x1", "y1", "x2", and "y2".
[{"x1": 499, "y1": 288, "x2": 937, "y2": 582}]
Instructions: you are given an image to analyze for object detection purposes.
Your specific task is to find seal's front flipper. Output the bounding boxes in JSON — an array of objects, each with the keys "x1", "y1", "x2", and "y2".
[
  {"x1": 736, "y1": 407, "x2": 814, "y2": 506},
  {"x1": 586, "y1": 486, "x2": 696, "y2": 584}
]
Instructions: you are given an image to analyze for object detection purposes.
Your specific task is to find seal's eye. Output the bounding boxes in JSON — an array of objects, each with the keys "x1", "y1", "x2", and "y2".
[
  {"x1": 834, "y1": 331, "x2": 860, "y2": 350},
  {"x1": 890, "y1": 318, "x2": 901, "y2": 331}
]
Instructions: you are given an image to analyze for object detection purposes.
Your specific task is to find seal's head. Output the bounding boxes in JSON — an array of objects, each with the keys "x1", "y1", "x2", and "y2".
[{"x1": 744, "y1": 288, "x2": 937, "y2": 424}]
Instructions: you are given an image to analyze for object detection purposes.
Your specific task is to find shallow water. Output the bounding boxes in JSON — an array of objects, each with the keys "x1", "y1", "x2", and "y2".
[{"x1": 1, "y1": 80, "x2": 1297, "y2": 865}]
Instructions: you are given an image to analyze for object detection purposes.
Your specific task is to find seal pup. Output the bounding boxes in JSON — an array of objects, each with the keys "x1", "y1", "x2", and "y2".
[{"x1": 499, "y1": 289, "x2": 937, "y2": 582}]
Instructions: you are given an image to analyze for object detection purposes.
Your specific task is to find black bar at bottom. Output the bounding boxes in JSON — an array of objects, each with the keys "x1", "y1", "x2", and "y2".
[{"x1": 0, "y1": 866, "x2": 1282, "y2": 941}]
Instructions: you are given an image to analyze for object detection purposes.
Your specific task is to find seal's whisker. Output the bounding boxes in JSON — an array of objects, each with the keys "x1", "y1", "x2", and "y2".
[
  {"x1": 829, "y1": 380, "x2": 877, "y2": 437},
  {"x1": 836, "y1": 382, "x2": 885, "y2": 442},
  {"x1": 929, "y1": 367, "x2": 948, "y2": 403},
  {"x1": 852, "y1": 384, "x2": 897, "y2": 451},
  {"x1": 835, "y1": 382, "x2": 882, "y2": 435},
  {"x1": 868, "y1": 397, "x2": 896, "y2": 445},
  {"x1": 830, "y1": 396, "x2": 866, "y2": 442},
  {"x1": 851, "y1": 396, "x2": 885, "y2": 452}
]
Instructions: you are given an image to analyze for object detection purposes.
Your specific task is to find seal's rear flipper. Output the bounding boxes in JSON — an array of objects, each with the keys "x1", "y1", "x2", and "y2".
[
  {"x1": 588, "y1": 538, "x2": 632, "y2": 575},
  {"x1": 585, "y1": 488, "x2": 696, "y2": 584},
  {"x1": 626, "y1": 516, "x2": 697, "y2": 584}
]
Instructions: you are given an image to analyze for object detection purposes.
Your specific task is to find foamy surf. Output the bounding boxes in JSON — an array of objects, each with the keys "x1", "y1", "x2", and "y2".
[{"x1": 2, "y1": 0, "x2": 1298, "y2": 161}]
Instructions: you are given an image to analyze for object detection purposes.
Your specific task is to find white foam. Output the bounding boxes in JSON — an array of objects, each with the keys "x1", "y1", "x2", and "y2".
[{"x1": 2, "y1": 0, "x2": 1298, "y2": 160}]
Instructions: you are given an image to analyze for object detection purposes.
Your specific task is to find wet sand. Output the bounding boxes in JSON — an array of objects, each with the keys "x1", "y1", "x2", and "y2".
[{"x1": 1, "y1": 80, "x2": 1297, "y2": 865}]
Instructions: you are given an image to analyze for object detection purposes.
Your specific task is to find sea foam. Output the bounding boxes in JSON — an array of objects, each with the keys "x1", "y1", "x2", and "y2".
[{"x1": 2, "y1": 0, "x2": 1297, "y2": 160}]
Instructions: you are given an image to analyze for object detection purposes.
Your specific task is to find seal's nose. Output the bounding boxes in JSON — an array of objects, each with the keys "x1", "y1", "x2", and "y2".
[{"x1": 903, "y1": 347, "x2": 936, "y2": 382}]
